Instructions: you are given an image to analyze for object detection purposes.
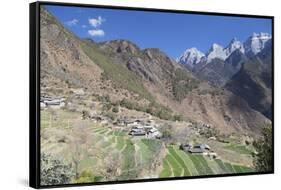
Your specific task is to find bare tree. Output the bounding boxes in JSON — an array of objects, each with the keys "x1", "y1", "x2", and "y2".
[
  {"x1": 70, "y1": 121, "x2": 89, "y2": 179},
  {"x1": 100, "y1": 152, "x2": 122, "y2": 181},
  {"x1": 49, "y1": 109, "x2": 58, "y2": 128}
]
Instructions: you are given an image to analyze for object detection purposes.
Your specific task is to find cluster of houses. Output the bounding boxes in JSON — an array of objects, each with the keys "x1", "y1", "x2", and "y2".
[
  {"x1": 114, "y1": 117, "x2": 148, "y2": 126},
  {"x1": 84, "y1": 113, "x2": 162, "y2": 139},
  {"x1": 179, "y1": 143, "x2": 217, "y2": 158},
  {"x1": 40, "y1": 96, "x2": 65, "y2": 109},
  {"x1": 129, "y1": 125, "x2": 162, "y2": 139},
  {"x1": 122, "y1": 119, "x2": 162, "y2": 139}
]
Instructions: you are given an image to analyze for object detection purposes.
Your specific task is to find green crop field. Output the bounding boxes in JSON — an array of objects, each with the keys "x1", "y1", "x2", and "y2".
[
  {"x1": 160, "y1": 146, "x2": 254, "y2": 178},
  {"x1": 223, "y1": 144, "x2": 253, "y2": 155}
]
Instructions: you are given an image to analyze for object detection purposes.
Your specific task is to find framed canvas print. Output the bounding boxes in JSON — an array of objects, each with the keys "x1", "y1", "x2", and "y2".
[{"x1": 29, "y1": 1, "x2": 274, "y2": 188}]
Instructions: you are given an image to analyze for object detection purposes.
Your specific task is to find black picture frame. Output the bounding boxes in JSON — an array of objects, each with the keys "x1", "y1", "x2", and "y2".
[{"x1": 30, "y1": 1, "x2": 274, "y2": 189}]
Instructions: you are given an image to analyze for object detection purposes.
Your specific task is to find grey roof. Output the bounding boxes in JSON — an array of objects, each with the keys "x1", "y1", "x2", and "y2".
[
  {"x1": 193, "y1": 144, "x2": 210, "y2": 150},
  {"x1": 132, "y1": 125, "x2": 144, "y2": 129},
  {"x1": 131, "y1": 128, "x2": 145, "y2": 132},
  {"x1": 129, "y1": 131, "x2": 146, "y2": 136},
  {"x1": 188, "y1": 148, "x2": 206, "y2": 153}
]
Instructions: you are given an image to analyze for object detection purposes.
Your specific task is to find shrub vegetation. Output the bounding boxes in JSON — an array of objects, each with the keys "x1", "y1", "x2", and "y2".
[{"x1": 40, "y1": 153, "x2": 75, "y2": 186}]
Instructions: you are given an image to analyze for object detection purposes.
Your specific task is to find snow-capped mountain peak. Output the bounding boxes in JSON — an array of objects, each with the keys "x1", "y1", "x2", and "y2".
[
  {"x1": 252, "y1": 32, "x2": 271, "y2": 40},
  {"x1": 224, "y1": 38, "x2": 245, "y2": 57},
  {"x1": 177, "y1": 47, "x2": 205, "y2": 67},
  {"x1": 244, "y1": 32, "x2": 272, "y2": 55},
  {"x1": 210, "y1": 43, "x2": 224, "y2": 51},
  {"x1": 206, "y1": 43, "x2": 226, "y2": 63},
  {"x1": 177, "y1": 32, "x2": 271, "y2": 66}
]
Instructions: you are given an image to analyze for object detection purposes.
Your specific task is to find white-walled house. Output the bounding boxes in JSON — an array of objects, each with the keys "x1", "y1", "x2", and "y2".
[{"x1": 40, "y1": 97, "x2": 65, "y2": 109}]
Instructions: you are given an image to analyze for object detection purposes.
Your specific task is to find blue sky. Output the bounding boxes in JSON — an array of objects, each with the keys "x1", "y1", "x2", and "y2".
[{"x1": 45, "y1": 5, "x2": 272, "y2": 59}]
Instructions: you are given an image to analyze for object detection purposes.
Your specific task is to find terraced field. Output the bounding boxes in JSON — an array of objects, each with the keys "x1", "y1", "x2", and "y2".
[
  {"x1": 41, "y1": 109, "x2": 255, "y2": 181},
  {"x1": 40, "y1": 109, "x2": 81, "y2": 129},
  {"x1": 41, "y1": 111, "x2": 164, "y2": 180},
  {"x1": 82, "y1": 125, "x2": 165, "y2": 180},
  {"x1": 160, "y1": 146, "x2": 254, "y2": 178},
  {"x1": 223, "y1": 144, "x2": 253, "y2": 155}
]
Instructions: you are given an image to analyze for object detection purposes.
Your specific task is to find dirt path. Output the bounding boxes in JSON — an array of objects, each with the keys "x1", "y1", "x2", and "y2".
[
  {"x1": 120, "y1": 142, "x2": 127, "y2": 152},
  {"x1": 133, "y1": 143, "x2": 139, "y2": 168}
]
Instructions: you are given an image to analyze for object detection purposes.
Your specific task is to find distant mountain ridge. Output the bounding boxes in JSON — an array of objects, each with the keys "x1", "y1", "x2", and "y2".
[{"x1": 178, "y1": 33, "x2": 271, "y2": 68}]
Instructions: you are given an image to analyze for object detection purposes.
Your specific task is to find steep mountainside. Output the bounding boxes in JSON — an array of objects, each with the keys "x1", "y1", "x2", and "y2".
[
  {"x1": 225, "y1": 44, "x2": 272, "y2": 119},
  {"x1": 194, "y1": 50, "x2": 246, "y2": 86},
  {"x1": 98, "y1": 39, "x2": 195, "y2": 99},
  {"x1": 41, "y1": 7, "x2": 103, "y2": 95},
  {"x1": 96, "y1": 36, "x2": 270, "y2": 135},
  {"x1": 177, "y1": 33, "x2": 272, "y2": 120},
  {"x1": 40, "y1": 7, "x2": 152, "y2": 104},
  {"x1": 41, "y1": 7, "x2": 270, "y2": 135}
]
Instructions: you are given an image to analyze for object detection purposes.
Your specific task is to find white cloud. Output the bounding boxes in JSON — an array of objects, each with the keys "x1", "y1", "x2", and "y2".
[
  {"x1": 87, "y1": 16, "x2": 106, "y2": 37},
  {"x1": 82, "y1": 25, "x2": 87, "y2": 28},
  {"x1": 88, "y1": 16, "x2": 105, "y2": 28},
  {"x1": 88, "y1": 29, "x2": 105, "y2": 37},
  {"x1": 65, "y1": 19, "x2": 78, "y2": 26}
]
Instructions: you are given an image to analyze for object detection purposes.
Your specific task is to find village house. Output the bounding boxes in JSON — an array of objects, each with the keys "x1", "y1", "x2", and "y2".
[
  {"x1": 179, "y1": 143, "x2": 193, "y2": 152},
  {"x1": 144, "y1": 125, "x2": 153, "y2": 131},
  {"x1": 189, "y1": 144, "x2": 210, "y2": 155},
  {"x1": 147, "y1": 127, "x2": 162, "y2": 139},
  {"x1": 180, "y1": 143, "x2": 212, "y2": 155},
  {"x1": 128, "y1": 121, "x2": 162, "y2": 139},
  {"x1": 40, "y1": 97, "x2": 65, "y2": 109},
  {"x1": 127, "y1": 119, "x2": 143, "y2": 127},
  {"x1": 129, "y1": 127, "x2": 146, "y2": 136}
]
